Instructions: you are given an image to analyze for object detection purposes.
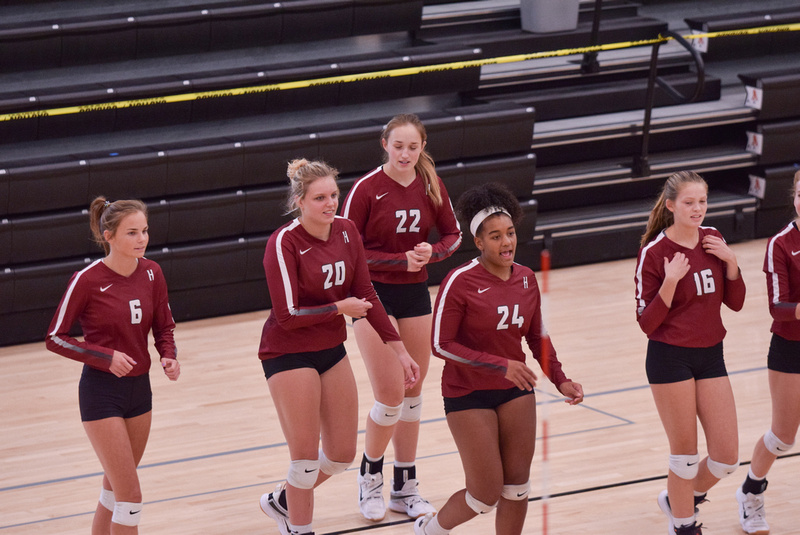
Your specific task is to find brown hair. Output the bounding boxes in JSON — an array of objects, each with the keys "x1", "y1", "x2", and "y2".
[
  {"x1": 381, "y1": 114, "x2": 442, "y2": 206},
  {"x1": 89, "y1": 197, "x2": 148, "y2": 255},
  {"x1": 640, "y1": 171, "x2": 708, "y2": 247},
  {"x1": 284, "y1": 158, "x2": 339, "y2": 215}
]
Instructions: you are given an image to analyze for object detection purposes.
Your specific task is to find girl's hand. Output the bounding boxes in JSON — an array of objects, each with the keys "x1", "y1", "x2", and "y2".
[
  {"x1": 505, "y1": 360, "x2": 538, "y2": 391},
  {"x1": 405, "y1": 250, "x2": 426, "y2": 272},
  {"x1": 396, "y1": 351, "x2": 420, "y2": 390},
  {"x1": 335, "y1": 297, "x2": 373, "y2": 318},
  {"x1": 414, "y1": 242, "x2": 433, "y2": 265},
  {"x1": 558, "y1": 381, "x2": 584, "y2": 405},
  {"x1": 663, "y1": 252, "x2": 690, "y2": 284},
  {"x1": 161, "y1": 358, "x2": 180, "y2": 381},
  {"x1": 109, "y1": 350, "x2": 136, "y2": 377}
]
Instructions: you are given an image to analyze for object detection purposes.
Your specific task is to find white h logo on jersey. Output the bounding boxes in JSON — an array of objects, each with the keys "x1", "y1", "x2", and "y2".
[
  {"x1": 147, "y1": 269, "x2": 155, "y2": 281},
  {"x1": 342, "y1": 231, "x2": 349, "y2": 243},
  {"x1": 523, "y1": 276, "x2": 528, "y2": 289}
]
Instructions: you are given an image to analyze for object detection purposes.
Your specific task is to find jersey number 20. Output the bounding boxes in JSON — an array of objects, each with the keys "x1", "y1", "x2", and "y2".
[{"x1": 322, "y1": 261, "x2": 346, "y2": 289}]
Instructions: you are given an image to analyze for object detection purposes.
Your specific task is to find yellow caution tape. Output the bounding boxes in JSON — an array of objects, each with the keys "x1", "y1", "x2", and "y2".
[{"x1": 2, "y1": 22, "x2": 799, "y2": 122}]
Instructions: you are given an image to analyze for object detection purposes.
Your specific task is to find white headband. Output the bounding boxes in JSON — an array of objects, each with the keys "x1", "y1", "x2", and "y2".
[{"x1": 469, "y1": 206, "x2": 511, "y2": 236}]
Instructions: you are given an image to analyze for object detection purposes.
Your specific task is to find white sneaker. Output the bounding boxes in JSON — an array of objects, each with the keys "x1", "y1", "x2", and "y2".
[
  {"x1": 736, "y1": 487, "x2": 769, "y2": 535},
  {"x1": 388, "y1": 478, "x2": 436, "y2": 518},
  {"x1": 260, "y1": 482, "x2": 290, "y2": 535},
  {"x1": 358, "y1": 472, "x2": 386, "y2": 521},
  {"x1": 657, "y1": 490, "x2": 676, "y2": 535},
  {"x1": 414, "y1": 512, "x2": 435, "y2": 535}
]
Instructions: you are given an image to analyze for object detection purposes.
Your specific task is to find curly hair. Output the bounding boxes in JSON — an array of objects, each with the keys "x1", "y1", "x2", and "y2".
[{"x1": 455, "y1": 182, "x2": 523, "y2": 236}]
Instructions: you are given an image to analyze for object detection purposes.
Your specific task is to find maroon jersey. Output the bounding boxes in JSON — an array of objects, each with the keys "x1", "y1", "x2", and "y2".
[
  {"x1": 259, "y1": 216, "x2": 401, "y2": 359},
  {"x1": 46, "y1": 258, "x2": 176, "y2": 376},
  {"x1": 764, "y1": 221, "x2": 800, "y2": 340},
  {"x1": 634, "y1": 227, "x2": 746, "y2": 347},
  {"x1": 340, "y1": 166, "x2": 461, "y2": 284},
  {"x1": 431, "y1": 258, "x2": 569, "y2": 398}
]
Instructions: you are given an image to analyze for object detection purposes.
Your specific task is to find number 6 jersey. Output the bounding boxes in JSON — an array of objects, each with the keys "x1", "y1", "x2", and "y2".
[
  {"x1": 431, "y1": 258, "x2": 569, "y2": 398},
  {"x1": 634, "y1": 227, "x2": 746, "y2": 347},
  {"x1": 45, "y1": 258, "x2": 176, "y2": 376}
]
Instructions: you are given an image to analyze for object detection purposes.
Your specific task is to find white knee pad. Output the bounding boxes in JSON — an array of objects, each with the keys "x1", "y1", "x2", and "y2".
[
  {"x1": 707, "y1": 458, "x2": 738, "y2": 479},
  {"x1": 319, "y1": 450, "x2": 351, "y2": 477},
  {"x1": 501, "y1": 481, "x2": 531, "y2": 501},
  {"x1": 370, "y1": 400, "x2": 403, "y2": 427},
  {"x1": 287, "y1": 459, "x2": 319, "y2": 489},
  {"x1": 112, "y1": 501, "x2": 142, "y2": 527},
  {"x1": 464, "y1": 491, "x2": 497, "y2": 515},
  {"x1": 668, "y1": 454, "x2": 700, "y2": 480},
  {"x1": 764, "y1": 429, "x2": 795, "y2": 456},
  {"x1": 99, "y1": 487, "x2": 115, "y2": 511},
  {"x1": 400, "y1": 395, "x2": 423, "y2": 423}
]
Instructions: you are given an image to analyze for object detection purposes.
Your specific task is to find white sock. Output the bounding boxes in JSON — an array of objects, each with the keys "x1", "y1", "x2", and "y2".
[
  {"x1": 425, "y1": 515, "x2": 449, "y2": 535},
  {"x1": 289, "y1": 522, "x2": 313, "y2": 535},
  {"x1": 673, "y1": 515, "x2": 694, "y2": 529}
]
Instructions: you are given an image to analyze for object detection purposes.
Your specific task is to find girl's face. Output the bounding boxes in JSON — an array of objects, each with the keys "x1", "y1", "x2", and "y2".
[
  {"x1": 666, "y1": 182, "x2": 707, "y2": 229},
  {"x1": 793, "y1": 181, "x2": 800, "y2": 220},
  {"x1": 382, "y1": 123, "x2": 425, "y2": 176},
  {"x1": 296, "y1": 176, "x2": 339, "y2": 228},
  {"x1": 105, "y1": 211, "x2": 149, "y2": 259},
  {"x1": 476, "y1": 213, "x2": 516, "y2": 271}
]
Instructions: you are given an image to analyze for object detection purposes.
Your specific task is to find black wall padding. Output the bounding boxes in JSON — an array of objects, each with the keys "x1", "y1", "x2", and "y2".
[
  {"x1": 87, "y1": 150, "x2": 169, "y2": 202},
  {"x1": 5, "y1": 157, "x2": 90, "y2": 216},
  {"x1": 167, "y1": 191, "x2": 246, "y2": 243},
  {"x1": 166, "y1": 239, "x2": 248, "y2": 292},
  {"x1": 739, "y1": 69, "x2": 800, "y2": 122},
  {"x1": 11, "y1": 210, "x2": 93, "y2": 265},
  {"x1": 438, "y1": 152, "x2": 536, "y2": 201},
  {"x1": 751, "y1": 119, "x2": 800, "y2": 166}
]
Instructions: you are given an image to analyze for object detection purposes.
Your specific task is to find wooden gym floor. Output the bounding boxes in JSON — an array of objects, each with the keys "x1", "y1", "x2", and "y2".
[{"x1": 2, "y1": 238, "x2": 799, "y2": 534}]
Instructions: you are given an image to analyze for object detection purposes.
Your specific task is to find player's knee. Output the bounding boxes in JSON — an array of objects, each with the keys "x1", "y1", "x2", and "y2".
[
  {"x1": 369, "y1": 400, "x2": 403, "y2": 427},
  {"x1": 287, "y1": 459, "x2": 320, "y2": 489},
  {"x1": 319, "y1": 450, "x2": 352, "y2": 477},
  {"x1": 464, "y1": 491, "x2": 498, "y2": 514},
  {"x1": 99, "y1": 487, "x2": 115, "y2": 511},
  {"x1": 707, "y1": 457, "x2": 738, "y2": 479},
  {"x1": 763, "y1": 429, "x2": 795, "y2": 456},
  {"x1": 399, "y1": 395, "x2": 423, "y2": 422},
  {"x1": 501, "y1": 481, "x2": 531, "y2": 501},
  {"x1": 668, "y1": 453, "x2": 700, "y2": 480},
  {"x1": 112, "y1": 501, "x2": 143, "y2": 527}
]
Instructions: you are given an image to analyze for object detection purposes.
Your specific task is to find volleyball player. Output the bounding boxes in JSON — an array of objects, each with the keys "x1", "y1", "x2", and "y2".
[
  {"x1": 634, "y1": 171, "x2": 745, "y2": 535},
  {"x1": 416, "y1": 183, "x2": 584, "y2": 535},
  {"x1": 45, "y1": 197, "x2": 180, "y2": 535},
  {"x1": 340, "y1": 114, "x2": 461, "y2": 521},
  {"x1": 258, "y1": 159, "x2": 419, "y2": 535},
  {"x1": 735, "y1": 169, "x2": 800, "y2": 535}
]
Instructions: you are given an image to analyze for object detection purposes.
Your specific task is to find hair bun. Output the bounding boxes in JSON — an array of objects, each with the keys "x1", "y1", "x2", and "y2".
[{"x1": 287, "y1": 158, "x2": 309, "y2": 180}]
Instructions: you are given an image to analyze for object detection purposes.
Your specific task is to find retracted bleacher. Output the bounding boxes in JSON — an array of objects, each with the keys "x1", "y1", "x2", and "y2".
[{"x1": 4, "y1": 0, "x2": 797, "y2": 346}]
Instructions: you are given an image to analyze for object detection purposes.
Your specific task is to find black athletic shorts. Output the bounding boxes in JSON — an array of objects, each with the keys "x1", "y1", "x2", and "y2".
[
  {"x1": 443, "y1": 386, "x2": 535, "y2": 414},
  {"x1": 354, "y1": 280, "x2": 431, "y2": 322},
  {"x1": 79, "y1": 365, "x2": 152, "y2": 422},
  {"x1": 261, "y1": 343, "x2": 347, "y2": 380},
  {"x1": 768, "y1": 333, "x2": 800, "y2": 374},
  {"x1": 645, "y1": 340, "x2": 727, "y2": 384}
]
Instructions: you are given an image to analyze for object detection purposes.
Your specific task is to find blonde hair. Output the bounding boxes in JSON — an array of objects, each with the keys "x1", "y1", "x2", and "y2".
[
  {"x1": 284, "y1": 158, "x2": 339, "y2": 215},
  {"x1": 89, "y1": 197, "x2": 148, "y2": 255},
  {"x1": 381, "y1": 114, "x2": 442, "y2": 206},
  {"x1": 640, "y1": 171, "x2": 708, "y2": 247}
]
